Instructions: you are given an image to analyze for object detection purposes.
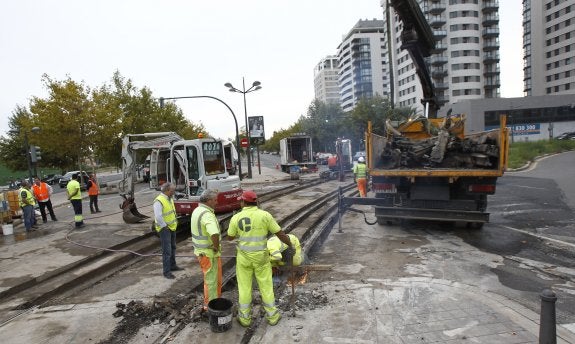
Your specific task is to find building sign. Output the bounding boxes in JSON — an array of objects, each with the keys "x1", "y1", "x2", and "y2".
[
  {"x1": 248, "y1": 116, "x2": 265, "y2": 145},
  {"x1": 486, "y1": 123, "x2": 541, "y2": 136}
]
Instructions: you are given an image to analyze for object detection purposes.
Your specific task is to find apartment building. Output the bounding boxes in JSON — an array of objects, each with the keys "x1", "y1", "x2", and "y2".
[
  {"x1": 383, "y1": 0, "x2": 501, "y2": 117},
  {"x1": 337, "y1": 19, "x2": 389, "y2": 112},
  {"x1": 523, "y1": 0, "x2": 575, "y2": 96},
  {"x1": 313, "y1": 55, "x2": 341, "y2": 104}
]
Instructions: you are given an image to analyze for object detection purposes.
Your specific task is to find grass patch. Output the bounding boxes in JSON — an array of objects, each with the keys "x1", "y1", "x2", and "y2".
[{"x1": 508, "y1": 140, "x2": 575, "y2": 169}]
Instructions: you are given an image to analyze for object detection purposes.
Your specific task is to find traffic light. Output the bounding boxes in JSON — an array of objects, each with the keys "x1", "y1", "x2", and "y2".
[{"x1": 31, "y1": 146, "x2": 41, "y2": 162}]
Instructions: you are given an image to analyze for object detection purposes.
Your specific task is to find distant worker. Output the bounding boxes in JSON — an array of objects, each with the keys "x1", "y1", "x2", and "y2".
[
  {"x1": 227, "y1": 190, "x2": 293, "y2": 327},
  {"x1": 18, "y1": 180, "x2": 38, "y2": 232},
  {"x1": 327, "y1": 154, "x2": 338, "y2": 171},
  {"x1": 190, "y1": 189, "x2": 222, "y2": 311},
  {"x1": 32, "y1": 176, "x2": 58, "y2": 223},
  {"x1": 153, "y1": 182, "x2": 181, "y2": 279},
  {"x1": 353, "y1": 156, "x2": 368, "y2": 197},
  {"x1": 67, "y1": 173, "x2": 84, "y2": 228},
  {"x1": 267, "y1": 233, "x2": 301, "y2": 268},
  {"x1": 86, "y1": 173, "x2": 101, "y2": 213}
]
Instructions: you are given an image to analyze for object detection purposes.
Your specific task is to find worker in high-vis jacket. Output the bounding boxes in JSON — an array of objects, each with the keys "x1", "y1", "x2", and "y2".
[
  {"x1": 153, "y1": 182, "x2": 183, "y2": 279},
  {"x1": 18, "y1": 180, "x2": 37, "y2": 232},
  {"x1": 267, "y1": 234, "x2": 302, "y2": 268},
  {"x1": 67, "y1": 173, "x2": 84, "y2": 228},
  {"x1": 227, "y1": 190, "x2": 293, "y2": 327},
  {"x1": 352, "y1": 156, "x2": 368, "y2": 197},
  {"x1": 190, "y1": 189, "x2": 222, "y2": 311}
]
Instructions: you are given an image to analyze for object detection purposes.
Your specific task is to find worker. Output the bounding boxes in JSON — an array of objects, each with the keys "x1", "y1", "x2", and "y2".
[
  {"x1": 267, "y1": 233, "x2": 302, "y2": 268},
  {"x1": 190, "y1": 189, "x2": 222, "y2": 311},
  {"x1": 67, "y1": 173, "x2": 84, "y2": 228},
  {"x1": 352, "y1": 156, "x2": 368, "y2": 197},
  {"x1": 153, "y1": 182, "x2": 182, "y2": 279},
  {"x1": 18, "y1": 180, "x2": 38, "y2": 232},
  {"x1": 86, "y1": 173, "x2": 101, "y2": 214},
  {"x1": 327, "y1": 154, "x2": 338, "y2": 171},
  {"x1": 32, "y1": 176, "x2": 58, "y2": 223},
  {"x1": 227, "y1": 190, "x2": 294, "y2": 327}
]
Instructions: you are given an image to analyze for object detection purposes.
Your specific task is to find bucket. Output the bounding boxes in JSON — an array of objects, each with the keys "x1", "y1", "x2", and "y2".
[
  {"x1": 2, "y1": 223, "x2": 14, "y2": 236},
  {"x1": 207, "y1": 298, "x2": 233, "y2": 333}
]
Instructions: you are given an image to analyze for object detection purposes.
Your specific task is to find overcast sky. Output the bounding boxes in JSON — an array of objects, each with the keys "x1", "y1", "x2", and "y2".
[{"x1": 0, "y1": 0, "x2": 523, "y2": 140}]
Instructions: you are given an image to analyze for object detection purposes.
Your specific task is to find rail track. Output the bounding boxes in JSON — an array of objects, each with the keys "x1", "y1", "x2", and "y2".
[{"x1": 0, "y1": 176, "x2": 356, "y2": 343}]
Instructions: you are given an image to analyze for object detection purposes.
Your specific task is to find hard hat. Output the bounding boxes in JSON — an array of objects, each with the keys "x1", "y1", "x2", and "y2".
[
  {"x1": 358, "y1": 156, "x2": 365, "y2": 163},
  {"x1": 238, "y1": 190, "x2": 257, "y2": 202}
]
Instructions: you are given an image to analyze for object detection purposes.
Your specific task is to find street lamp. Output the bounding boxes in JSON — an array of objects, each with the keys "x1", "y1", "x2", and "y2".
[
  {"x1": 158, "y1": 95, "x2": 243, "y2": 180},
  {"x1": 224, "y1": 78, "x2": 262, "y2": 179},
  {"x1": 9, "y1": 126, "x2": 41, "y2": 183}
]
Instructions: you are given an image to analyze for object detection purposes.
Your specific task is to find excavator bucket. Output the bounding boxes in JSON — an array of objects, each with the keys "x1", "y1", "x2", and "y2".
[{"x1": 120, "y1": 196, "x2": 150, "y2": 224}]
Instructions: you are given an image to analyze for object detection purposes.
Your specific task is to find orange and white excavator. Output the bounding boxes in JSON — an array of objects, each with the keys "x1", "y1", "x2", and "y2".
[{"x1": 119, "y1": 132, "x2": 242, "y2": 226}]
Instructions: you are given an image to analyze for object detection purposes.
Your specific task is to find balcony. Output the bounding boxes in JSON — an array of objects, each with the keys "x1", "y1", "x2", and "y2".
[
  {"x1": 482, "y1": 0, "x2": 499, "y2": 13},
  {"x1": 430, "y1": 55, "x2": 448, "y2": 66},
  {"x1": 429, "y1": 15, "x2": 446, "y2": 27},
  {"x1": 482, "y1": 27, "x2": 499, "y2": 38},
  {"x1": 483, "y1": 40, "x2": 500, "y2": 51},
  {"x1": 429, "y1": 2, "x2": 446, "y2": 14},
  {"x1": 482, "y1": 13, "x2": 499, "y2": 25},
  {"x1": 484, "y1": 77, "x2": 501, "y2": 89},
  {"x1": 483, "y1": 67, "x2": 500, "y2": 76},
  {"x1": 434, "y1": 82, "x2": 449, "y2": 90},
  {"x1": 433, "y1": 30, "x2": 448, "y2": 39},
  {"x1": 432, "y1": 68, "x2": 448, "y2": 78},
  {"x1": 483, "y1": 52, "x2": 500, "y2": 63},
  {"x1": 436, "y1": 95, "x2": 450, "y2": 104},
  {"x1": 431, "y1": 43, "x2": 447, "y2": 54}
]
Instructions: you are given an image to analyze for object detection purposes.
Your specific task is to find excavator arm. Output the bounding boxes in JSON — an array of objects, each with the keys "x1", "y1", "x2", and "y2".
[
  {"x1": 119, "y1": 132, "x2": 183, "y2": 223},
  {"x1": 389, "y1": 0, "x2": 438, "y2": 118}
]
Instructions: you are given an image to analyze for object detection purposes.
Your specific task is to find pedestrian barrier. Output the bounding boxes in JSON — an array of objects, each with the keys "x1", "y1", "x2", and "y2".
[{"x1": 207, "y1": 298, "x2": 233, "y2": 333}]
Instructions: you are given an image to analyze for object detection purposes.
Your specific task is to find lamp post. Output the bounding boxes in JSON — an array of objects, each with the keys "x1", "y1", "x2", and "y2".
[
  {"x1": 224, "y1": 78, "x2": 262, "y2": 179},
  {"x1": 158, "y1": 95, "x2": 243, "y2": 180},
  {"x1": 9, "y1": 126, "x2": 41, "y2": 183}
]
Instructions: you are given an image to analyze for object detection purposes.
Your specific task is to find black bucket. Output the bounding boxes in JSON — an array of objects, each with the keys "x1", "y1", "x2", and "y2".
[{"x1": 207, "y1": 298, "x2": 233, "y2": 333}]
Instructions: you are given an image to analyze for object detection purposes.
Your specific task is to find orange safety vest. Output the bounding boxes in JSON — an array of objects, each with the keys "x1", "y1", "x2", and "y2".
[
  {"x1": 88, "y1": 178, "x2": 100, "y2": 196},
  {"x1": 32, "y1": 182, "x2": 50, "y2": 202}
]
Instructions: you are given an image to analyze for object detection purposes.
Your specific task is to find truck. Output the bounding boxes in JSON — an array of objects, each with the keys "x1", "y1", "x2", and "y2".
[
  {"x1": 279, "y1": 134, "x2": 317, "y2": 174},
  {"x1": 119, "y1": 132, "x2": 242, "y2": 225},
  {"x1": 340, "y1": 0, "x2": 510, "y2": 228}
]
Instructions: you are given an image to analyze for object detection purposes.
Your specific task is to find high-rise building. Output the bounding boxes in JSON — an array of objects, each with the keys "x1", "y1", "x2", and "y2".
[
  {"x1": 383, "y1": 0, "x2": 501, "y2": 117},
  {"x1": 523, "y1": 0, "x2": 575, "y2": 96},
  {"x1": 314, "y1": 56, "x2": 341, "y2": 104},
  {"x1": 337, "y1": 19, "x2": 389, "y2": 112}
]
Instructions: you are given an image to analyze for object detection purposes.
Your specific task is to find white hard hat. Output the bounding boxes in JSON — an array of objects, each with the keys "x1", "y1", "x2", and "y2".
[{"x1": 358, "y1": 157, "x2": 365, "y2": 163}]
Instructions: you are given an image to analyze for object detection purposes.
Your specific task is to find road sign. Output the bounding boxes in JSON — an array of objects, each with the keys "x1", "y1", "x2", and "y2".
[{"x1": 240, "y1": 138, "x2": 248, "y2": 148}]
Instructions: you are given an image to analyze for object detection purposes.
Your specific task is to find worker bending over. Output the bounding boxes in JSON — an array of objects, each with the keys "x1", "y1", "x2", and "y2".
[{"x1": 267, "y1": 233, "x2": 301, "y2": 268}]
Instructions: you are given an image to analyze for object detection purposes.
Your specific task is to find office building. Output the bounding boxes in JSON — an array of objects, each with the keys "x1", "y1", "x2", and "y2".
[
  {"x1": 314, "y1": 56, "x2": 341, "y2": 104},
  {"x1": 522, "y1": 0, "x2": 575, "y2": 96},
  {"x1": 337, "y1": 19, "x2": 389, "y2": 112}
]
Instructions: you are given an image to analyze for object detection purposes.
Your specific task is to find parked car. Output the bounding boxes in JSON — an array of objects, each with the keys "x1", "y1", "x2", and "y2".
[
  {"x1": 59, "y1": 171, "x2": 90, "y2": 189},
  {"x1": 555, "y1": 131, "x2": 575, "y2": 140},
  {"x1": 42, "y1": 174, "x2": 63, "y2": 186}
]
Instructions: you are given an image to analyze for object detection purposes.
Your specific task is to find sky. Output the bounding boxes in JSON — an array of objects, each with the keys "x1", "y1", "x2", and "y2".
[{"x1": 0, "y1": 0, "x2": 524, "y2": 141}]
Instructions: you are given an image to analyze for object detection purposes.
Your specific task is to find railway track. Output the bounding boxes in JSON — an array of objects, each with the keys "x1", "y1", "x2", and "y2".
[{"x1": 0, "y1": 177, "x2": 355, "y2": 340}]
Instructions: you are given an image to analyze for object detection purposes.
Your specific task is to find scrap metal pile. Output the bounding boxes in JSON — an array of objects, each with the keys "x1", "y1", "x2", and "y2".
[{"x1": 380, "y1": 115, "x2": 501, "y2": 169}]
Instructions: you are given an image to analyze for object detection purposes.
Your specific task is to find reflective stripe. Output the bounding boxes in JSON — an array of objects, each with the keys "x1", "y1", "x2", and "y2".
[
  {"x1": 240, "y1": 235, "x2": 266, "y2": 242},
  {"x1": 270, "y1": 249, "x2": 281, "y2": 256},
  {"x1": 192, "y1": 210, "x2": 212, "y2": 250},
  {"x1": 239, "y1": 303, "x2": 251, "y2": 310},
  {"x1": 262, "y1": 301, "x2": 276, "y2": 308},
  {"x1": 192, "y1": 233, "x2": 209, "y2": 240},
  {"x1": 238, "y1": 244, "x2": 266, "y2": 251}
]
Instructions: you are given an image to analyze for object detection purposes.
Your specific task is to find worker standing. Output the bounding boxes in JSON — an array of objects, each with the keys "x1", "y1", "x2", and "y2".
[
  {"x1": 353, "y1": 156, "x2": 368, "y2": 197},
  {"x1": 153, "y1": 182, "x2": 182, "y2": 279},
  {"x1": 18, "y1": 180, "x2": 37, "y2": 232},
  {"x1": 32, "y1": 176, "x2": 58, "y2": 223},
  {"x1": 227, "y1": 190, "x2": 293, "y2": 327},
  {"x1": 86, "y1": 173, "x2": 101, "y2": 213},
  {"x1": 190, "y1": 189, "x2": 222, "y2": 311},
  {"x1": 67, "y1": 173, "x2": 84, "y2": 228}
]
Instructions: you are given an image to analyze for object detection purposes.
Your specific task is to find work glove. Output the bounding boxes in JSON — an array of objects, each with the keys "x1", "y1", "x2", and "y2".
[{"x1": 282, "y1": 246, "x2": 295, "y2": 264}]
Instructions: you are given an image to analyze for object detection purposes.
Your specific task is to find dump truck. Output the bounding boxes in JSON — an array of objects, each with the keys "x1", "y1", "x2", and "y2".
[
  {"x1": 279, "y1": 134, "x2": 317, "y2": 174},
  {"x1": 340, "y1": 0, "x2": 509, "y2": 228}
]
